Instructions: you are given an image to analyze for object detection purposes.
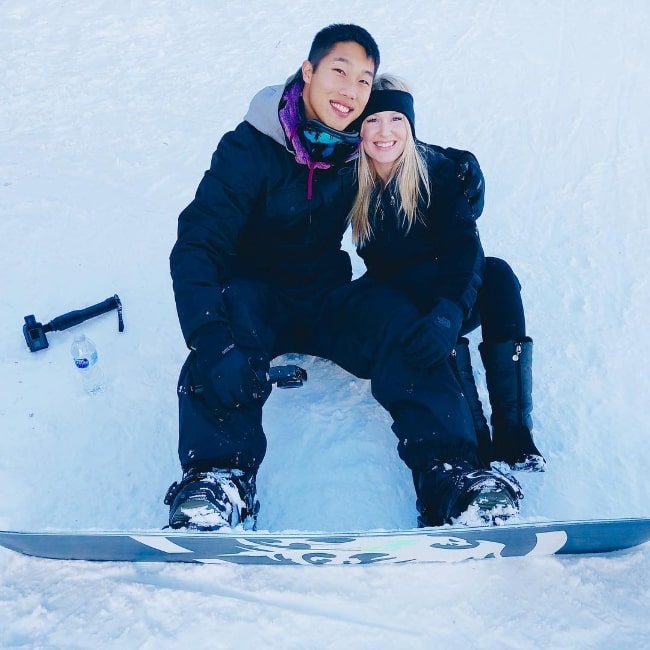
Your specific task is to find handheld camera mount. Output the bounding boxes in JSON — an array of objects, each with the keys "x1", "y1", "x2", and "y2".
[{"x1": 23, "y1": 294, "x2": 124, "y2": 352}]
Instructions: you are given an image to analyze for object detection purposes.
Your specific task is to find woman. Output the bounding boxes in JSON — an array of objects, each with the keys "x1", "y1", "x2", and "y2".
[
  {"x1": 309, "y1": 73, "x2": 525, "y2": 529},
  {"x1": 351, "y1": 74, "x2": 545, "y2": 473}
]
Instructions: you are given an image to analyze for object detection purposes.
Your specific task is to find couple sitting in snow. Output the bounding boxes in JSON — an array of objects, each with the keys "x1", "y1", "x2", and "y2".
[{"x1": 164, "y1": 23, "x2": 545, "y2": 532}]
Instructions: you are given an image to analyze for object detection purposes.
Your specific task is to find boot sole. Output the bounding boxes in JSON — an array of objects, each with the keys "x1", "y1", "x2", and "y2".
[
  {"x1": 493, "y1": 455, "x2": 546, "y2": 473},
  {"x1": 512, "y1": 454, "x2": 546, "y2": 472}
]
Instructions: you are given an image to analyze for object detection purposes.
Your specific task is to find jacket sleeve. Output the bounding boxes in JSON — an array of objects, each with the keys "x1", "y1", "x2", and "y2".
[
  {"x1": 429, "y1": 144, "x2": 485, "y2": 219},
  {"x1": 427, "y1": 156, "x2": 485, "y2": 317},
  {"x1": 170, "y1": 122, "x2": 264, "y2": 345}
]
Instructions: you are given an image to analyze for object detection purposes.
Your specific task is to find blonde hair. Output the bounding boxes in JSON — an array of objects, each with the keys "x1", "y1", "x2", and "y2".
[{"x1": 349, "y1": 74, "x2": 430, "y2": 246}]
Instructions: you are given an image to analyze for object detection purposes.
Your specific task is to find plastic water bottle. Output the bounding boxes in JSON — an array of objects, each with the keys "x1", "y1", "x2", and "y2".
[{"x1": 70, "y1": 334, "x2": 105, "y2": 394}]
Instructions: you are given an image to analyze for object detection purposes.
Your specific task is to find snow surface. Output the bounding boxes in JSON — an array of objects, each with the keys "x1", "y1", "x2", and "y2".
[{"x1": 1, "y1": 1, "x2": 649, "y2": 647}]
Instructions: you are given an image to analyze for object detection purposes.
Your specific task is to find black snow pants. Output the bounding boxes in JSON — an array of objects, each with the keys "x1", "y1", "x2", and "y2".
[
  {"x1": 177, "y1": 272, "x2": 479, "y2": 477},
  {"x1": 461, "y1": 257, "x2": 526, "y2": 341}
]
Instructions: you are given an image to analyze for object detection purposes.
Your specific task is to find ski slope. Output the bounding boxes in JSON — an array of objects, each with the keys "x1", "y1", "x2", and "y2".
[{"x1": 1, "y1": 1, "x2": 649, "y2": 648}]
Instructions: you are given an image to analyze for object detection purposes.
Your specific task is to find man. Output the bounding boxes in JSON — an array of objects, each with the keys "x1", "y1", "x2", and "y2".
[{"x1": 165, "y1": 24, "x2": 519, "y2": 531}]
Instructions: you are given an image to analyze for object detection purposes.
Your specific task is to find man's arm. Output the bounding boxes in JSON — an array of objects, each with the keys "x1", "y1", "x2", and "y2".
[
  {"x1": 429, "y1": 144, "x2": 485, "y2": 219},
  {"x1": 170, "y1": 122, "x2": 264, "y2": 345}
]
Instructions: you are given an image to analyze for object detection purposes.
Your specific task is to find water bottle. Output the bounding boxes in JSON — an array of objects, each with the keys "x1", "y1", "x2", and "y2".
[{"x1": 70, "y1": 334, "x2": 105, "y2": 394}]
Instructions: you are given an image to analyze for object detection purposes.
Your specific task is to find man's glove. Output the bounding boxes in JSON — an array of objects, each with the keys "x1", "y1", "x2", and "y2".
[
  {"x1": 190, "y1": 323, "x2": 270, "y2": 413},
  {"x1": 401, "y1": 299, "x2": 463, "y2": 368},
  {"x1": 446, "y1": 147, "x2": 485, "y2": 219}
]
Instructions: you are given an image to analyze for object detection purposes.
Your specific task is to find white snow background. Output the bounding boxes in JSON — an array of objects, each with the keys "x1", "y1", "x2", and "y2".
[{"x1": 1, "y1": 1, "x2": 649, "y2": 648}]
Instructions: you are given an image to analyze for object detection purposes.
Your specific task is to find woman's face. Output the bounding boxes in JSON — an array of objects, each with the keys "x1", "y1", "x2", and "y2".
[{"x1": 361, "y1": 110, "x2": 408, "y2": 179}]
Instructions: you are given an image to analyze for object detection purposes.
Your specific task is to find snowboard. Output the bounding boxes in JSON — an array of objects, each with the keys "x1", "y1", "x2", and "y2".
[{"x1": 1, "y1": 518, "x2": 649, "y2": 565}]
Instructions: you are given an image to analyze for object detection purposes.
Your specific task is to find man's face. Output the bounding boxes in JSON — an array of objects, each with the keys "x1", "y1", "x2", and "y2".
[{"x1": 301, "y1": 41, "x2": 375, "y2": 131}]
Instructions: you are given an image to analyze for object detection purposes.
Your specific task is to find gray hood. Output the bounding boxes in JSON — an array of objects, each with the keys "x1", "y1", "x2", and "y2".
[{"x1": 243, "y1": 83, "x2": 287, "y2": 146}]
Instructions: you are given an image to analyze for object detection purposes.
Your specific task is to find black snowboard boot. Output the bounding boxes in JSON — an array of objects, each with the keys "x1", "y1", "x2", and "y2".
[
  {"x1": 414, "y1": 460, "x2": 522, "y2": 527},
  {"x1": 452, "y1": 337, "x2": 493, "y2": 468},
  {"x1": 479, "y1": 338, "x2": 546, "y2": 471},
  {"x1": 165, "y1": 468, "x2": 259, "y2": 531}
]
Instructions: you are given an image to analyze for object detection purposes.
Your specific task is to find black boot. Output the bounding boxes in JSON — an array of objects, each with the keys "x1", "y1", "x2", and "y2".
[
  {"x1": 479, "y1": 338, "x2": 546, "y2": 471},
  {"x1": 414, "y1": 460, "x2": 522, "y2": 527},
  {"x1": 452, "y1": 338, "x2": 493, "y2": 468},
  {"x1": 165, "y1": 468, "x2": 259, "y2": 531}
]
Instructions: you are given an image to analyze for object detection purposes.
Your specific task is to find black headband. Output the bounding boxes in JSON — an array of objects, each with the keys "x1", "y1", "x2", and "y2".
[{"x1": 361, "y1": 89, "x2": 415, "y2": 136}]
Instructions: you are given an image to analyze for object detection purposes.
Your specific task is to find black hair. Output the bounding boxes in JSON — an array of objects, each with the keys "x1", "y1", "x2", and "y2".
[{"x1": 308, "y1": 24, "x2": 380, "y2": 73}]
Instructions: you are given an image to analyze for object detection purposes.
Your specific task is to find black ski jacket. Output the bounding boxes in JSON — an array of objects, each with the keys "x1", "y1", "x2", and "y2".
[
  {"x1": 357, "y1": 144, "x2": 485, "y2": 318},
  {"x1": 170, "y1": 83, "x2": 357, "y2": 344},
  {"x1": 171, "y1": 81, "x2": 485, "y2": 345}
]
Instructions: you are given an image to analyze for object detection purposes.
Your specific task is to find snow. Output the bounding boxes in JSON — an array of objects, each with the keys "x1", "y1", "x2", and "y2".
[{"x1": 1, "y1": 0, "x2": 649, "y2": 647}]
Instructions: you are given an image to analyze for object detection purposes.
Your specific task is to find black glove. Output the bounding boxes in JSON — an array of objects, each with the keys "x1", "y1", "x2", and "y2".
[
  {"x1": 446, "y1": 147, "x2": 485, "y2": 219},
  {"x1": 190, "y1": 323, "x2": 270, "y2": 413},
  {"x1": 401, "y1": 299, "x2": 463, "y2": 368}
]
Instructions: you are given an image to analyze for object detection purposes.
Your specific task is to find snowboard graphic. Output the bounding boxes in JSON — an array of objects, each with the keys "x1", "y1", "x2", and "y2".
[{"x1": 1, "y1": 518, "x2": 649, "y2": 565}]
